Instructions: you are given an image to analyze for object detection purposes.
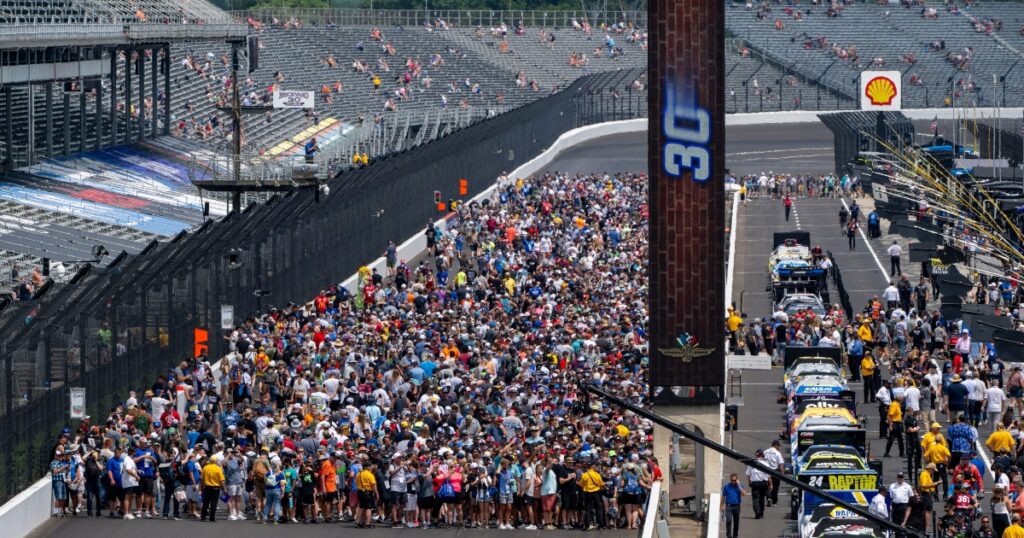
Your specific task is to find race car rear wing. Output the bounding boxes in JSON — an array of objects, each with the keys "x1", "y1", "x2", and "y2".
[
  {"x1": 774, "y1": 231, "x2": 812, "y2": 249},
  {"x1": 785, "y1": 347, "x2": 844, "y2": 370}
]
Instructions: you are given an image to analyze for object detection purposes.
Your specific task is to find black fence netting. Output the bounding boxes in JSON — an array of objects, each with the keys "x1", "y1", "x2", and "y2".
[
  {"x1": 0, "y1": 68, "x2": 647, "y2": 504},
  {"x1": 827, "y1": 250, "x2": 855, "y2": 322}
]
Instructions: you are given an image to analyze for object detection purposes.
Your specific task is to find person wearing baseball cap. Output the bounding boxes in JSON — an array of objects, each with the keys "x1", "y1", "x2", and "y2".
[
  {"x1": 888, "y1": 472, "x2": 912, "y2": 525},
  {"x1": 355, "y1": 461, "x2": 378, "y2": 528},
  {"x1": 919, "y1": 463, "x2": 938, "y2": 503}
]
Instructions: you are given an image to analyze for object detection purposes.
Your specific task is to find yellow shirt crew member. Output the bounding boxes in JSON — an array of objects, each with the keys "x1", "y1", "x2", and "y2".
[
  {"x1": 887, "y1": 401, "x2": 903, "y2": 424},
  {"x1": 579, "y1": 467, "x2": 605, "y2": 494},
  {"x1": 201, "y1": 460, "x2": 225, "y2": 487},
  {"x1": 918, "y1": 465, "x2": 937, "y2": 495},
  {"x1": 923, "y1": 441, "x2": 951, "y2": 465},
  {"x1": 860, "y1": 354, "x2": 876, "y2": 379},
  {"x1": 921, "y1": 425, "x2": 946, "y2": 453},
  {"x1": 986, "y1": 426, "x2": 1016, "y2": 453},
  {"x1": 858, "y1": 324, "x2": 873, "y2": 343},
  {"x1": 356, "y1": 468, "x2": 377, "y2": 491},
  {"x1": 726, "y1": 311, "x2": 742, "y2": 333},
  {"x1": 1003, "y1": 519, "x2": 1024, "y2": 538}
]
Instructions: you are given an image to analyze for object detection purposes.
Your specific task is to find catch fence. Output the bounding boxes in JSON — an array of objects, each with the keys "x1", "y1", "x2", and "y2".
[{"x1": 0, "y1": 67, "x2": 646, "y2": 505}]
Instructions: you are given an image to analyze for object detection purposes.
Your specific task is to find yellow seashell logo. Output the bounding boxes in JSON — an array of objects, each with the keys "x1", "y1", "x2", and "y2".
[{"x1": 865, "y1": 76, "x2": 897, "y2": 106}]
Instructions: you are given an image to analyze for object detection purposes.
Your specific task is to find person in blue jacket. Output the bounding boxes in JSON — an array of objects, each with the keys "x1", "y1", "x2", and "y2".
[{"x1": 868, "y1": 210, "x2": 881, "y2": 239}]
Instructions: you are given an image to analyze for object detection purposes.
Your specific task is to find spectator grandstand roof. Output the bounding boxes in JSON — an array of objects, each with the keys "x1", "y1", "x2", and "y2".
[{"x1": 0, "y1": 0, "x2": 246, "y2": 48}]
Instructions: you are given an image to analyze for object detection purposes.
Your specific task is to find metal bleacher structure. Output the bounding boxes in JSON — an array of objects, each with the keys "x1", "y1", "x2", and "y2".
[
  {"x1": 0, "y1": 0, "x2": 246, "y2": 297},
  {"x1": 725, "y1": 0, "x2": 1024, "y2": 110},
  {"x1": 0, "y1": 5, "x2": 653, "y2": 306},
  {"x1": 4, "y1": 1, "x2": 1021, "y2": 308}
]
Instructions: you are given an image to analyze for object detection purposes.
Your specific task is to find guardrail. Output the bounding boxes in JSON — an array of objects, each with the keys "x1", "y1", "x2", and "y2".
[
  {"x1": 231, "y1": 8, "x2": 646, "y2": 29},
  {"x1": 639, "y1": 479, "x2": 669, "y2": 538},
  {"x1": 0, "y1": 23, "x2": 246, "y2": 48}
]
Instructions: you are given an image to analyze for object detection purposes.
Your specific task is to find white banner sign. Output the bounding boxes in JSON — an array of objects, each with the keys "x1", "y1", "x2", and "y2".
[
  {"x1": 221, "y1": 304, "x2": 234, "y2": 330},
  {"x1": 69, "y1": 387, "x2": 86, "y2": 419},
  {"x1": 272, "y1": 90, "x2": 314, "y2": 109},
  {"x1": 727, "y1": 354, "x2": 773, "y2": 370},
  {"x1": 860, "y1": 71, "x2": 901, "y2": 111}
]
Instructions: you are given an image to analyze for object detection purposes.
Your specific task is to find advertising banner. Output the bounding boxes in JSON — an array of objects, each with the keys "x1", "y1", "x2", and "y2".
[
  {"x1": 69, "y1": 387, "x2": 86, "y2": 419},
  {"x1": 860, "y1": 71, "x2": 902, "y2": 111},
  {"x1": 273, "y1": 90, "x2": 314, "y2": 109}
]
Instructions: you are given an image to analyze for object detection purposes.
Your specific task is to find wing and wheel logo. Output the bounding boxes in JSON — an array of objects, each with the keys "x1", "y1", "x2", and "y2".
[{"x1": 658, "y1": 332, "x2": 715, "y2": 363}]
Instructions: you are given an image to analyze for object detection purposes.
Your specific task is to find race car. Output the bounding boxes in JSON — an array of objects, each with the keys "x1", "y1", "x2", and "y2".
[
  {"x1": 801, "y1": 504, "x2": 888, "y2": 538},
  {"x1": 787, "y1": 375, "x2": 849, "y2": 401},
  {"x1": 784, "y1": 358, "x2": 842, "y2": 392},
  {"x1": 791, "y1": 414, "x2": 861, "y2": 451},
  {"x1": 795, "y1": 448, "x2": 877, "y2": 523},
  {"x1": 792, "y1": 421, "x2": 867, "y2": 461},
  {"x1": 769, "y1": 236, "x2": 814, "y2": 276},
  {"x1": 796, "y1": 445, "x2": 865, "y2": 469},
  {"x1": 783, "y1": 347, "x2": 844, "y2": 371},
  {"x1": 769, "y1": 232, "x2": 827, "y2": 302},
  {"x1": 786, "y1": 395, "x2": 858, "y2": 433},
  {"x1": 789, "y1": 407, "x2": 859, "y2": 437},
  {"x1": 778, "y1": 293, "x2": 828, "y2": 318}
]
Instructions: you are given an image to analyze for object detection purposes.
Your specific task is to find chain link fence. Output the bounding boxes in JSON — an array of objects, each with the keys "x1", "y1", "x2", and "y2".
[{"x1": 231, "y1": 8, "x2": 647, "y2": 29}]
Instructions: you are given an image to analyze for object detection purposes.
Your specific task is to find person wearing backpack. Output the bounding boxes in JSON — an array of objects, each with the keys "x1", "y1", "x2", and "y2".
[
  {"x1": 618, "y1": 462, "x2": 645, "y2": 530},
  {"x1": 262, "y1": 460, "x2": 285, "y2": 524},
  {"x1": 158, "y1": 448, "x2": 181, "y2": 519},
  {"x1": 434, "y1": 464, "x2": 459, "y2": 527},
  {"x1": 251, "y1": 449, "x2": 270, "y2": 520}
]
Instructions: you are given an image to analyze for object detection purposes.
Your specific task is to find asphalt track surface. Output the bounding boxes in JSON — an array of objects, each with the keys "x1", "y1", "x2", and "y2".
[
  {"x1": 26, "y1": 120, "x2": 841, "y2": 538},
  {"x1": 726, "y1": 122, "x2": 836, "y2": 176},
  {"x1": 525, "y1": 121, "x2": 838, "y2": 177},
  {"x1": 725, "y1": 195, "x2": 898, "y2": 538}
]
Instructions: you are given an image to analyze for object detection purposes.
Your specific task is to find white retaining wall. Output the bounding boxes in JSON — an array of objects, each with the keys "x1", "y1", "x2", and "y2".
[{"x1": 0, "y1": 478, "x2": 51, "y2": 538}]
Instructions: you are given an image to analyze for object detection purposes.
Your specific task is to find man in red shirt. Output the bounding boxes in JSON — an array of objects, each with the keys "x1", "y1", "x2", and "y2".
[
  {"x1": 314, "y1": 292, "x2": 329, "y2": 313},
  {"x1": 954, "y1": 459, "x2": 983, "y2": 496}
]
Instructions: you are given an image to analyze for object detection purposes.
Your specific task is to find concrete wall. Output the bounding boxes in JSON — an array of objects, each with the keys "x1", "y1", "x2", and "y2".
[
  {"x1": 0, "y1": 478, "x2": 50, "y2": 538},
  {"x1": 727, "y1": 107, "x2": 1024, "y2": 126}
]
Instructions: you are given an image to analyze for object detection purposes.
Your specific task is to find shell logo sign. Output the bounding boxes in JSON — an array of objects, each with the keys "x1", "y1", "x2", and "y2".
[
  {"x1": 865, "y1": 77, "x2": 897, "y2": 105},
  {"x1": 860, "y1": 71, "x2": 901, "y2": 111}
]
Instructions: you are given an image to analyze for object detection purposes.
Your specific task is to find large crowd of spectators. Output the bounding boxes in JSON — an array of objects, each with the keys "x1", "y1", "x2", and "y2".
[{"x1": 47, "y1": 171, "x2": 658, "y2": 530}]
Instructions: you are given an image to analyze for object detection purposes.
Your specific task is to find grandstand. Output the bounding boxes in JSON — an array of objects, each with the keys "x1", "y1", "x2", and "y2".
[
  {"x1": 0, "y1": 9, "x2": 655, "y2": 302},
  {"x1": 725, "y1": 0, "x2": 1024, "y2": 109},
  {"x1": 6, "y1": 2, "x2": 1024, "y2": 303}
]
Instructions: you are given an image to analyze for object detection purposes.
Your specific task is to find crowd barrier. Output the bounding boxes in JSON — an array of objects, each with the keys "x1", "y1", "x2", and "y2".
[
  {"x1": 231, "y1": 8, "x2": 647, "y2": 29},
  {"x1": 827, "y1": 250, "x2": 856, "y2": 322}
]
